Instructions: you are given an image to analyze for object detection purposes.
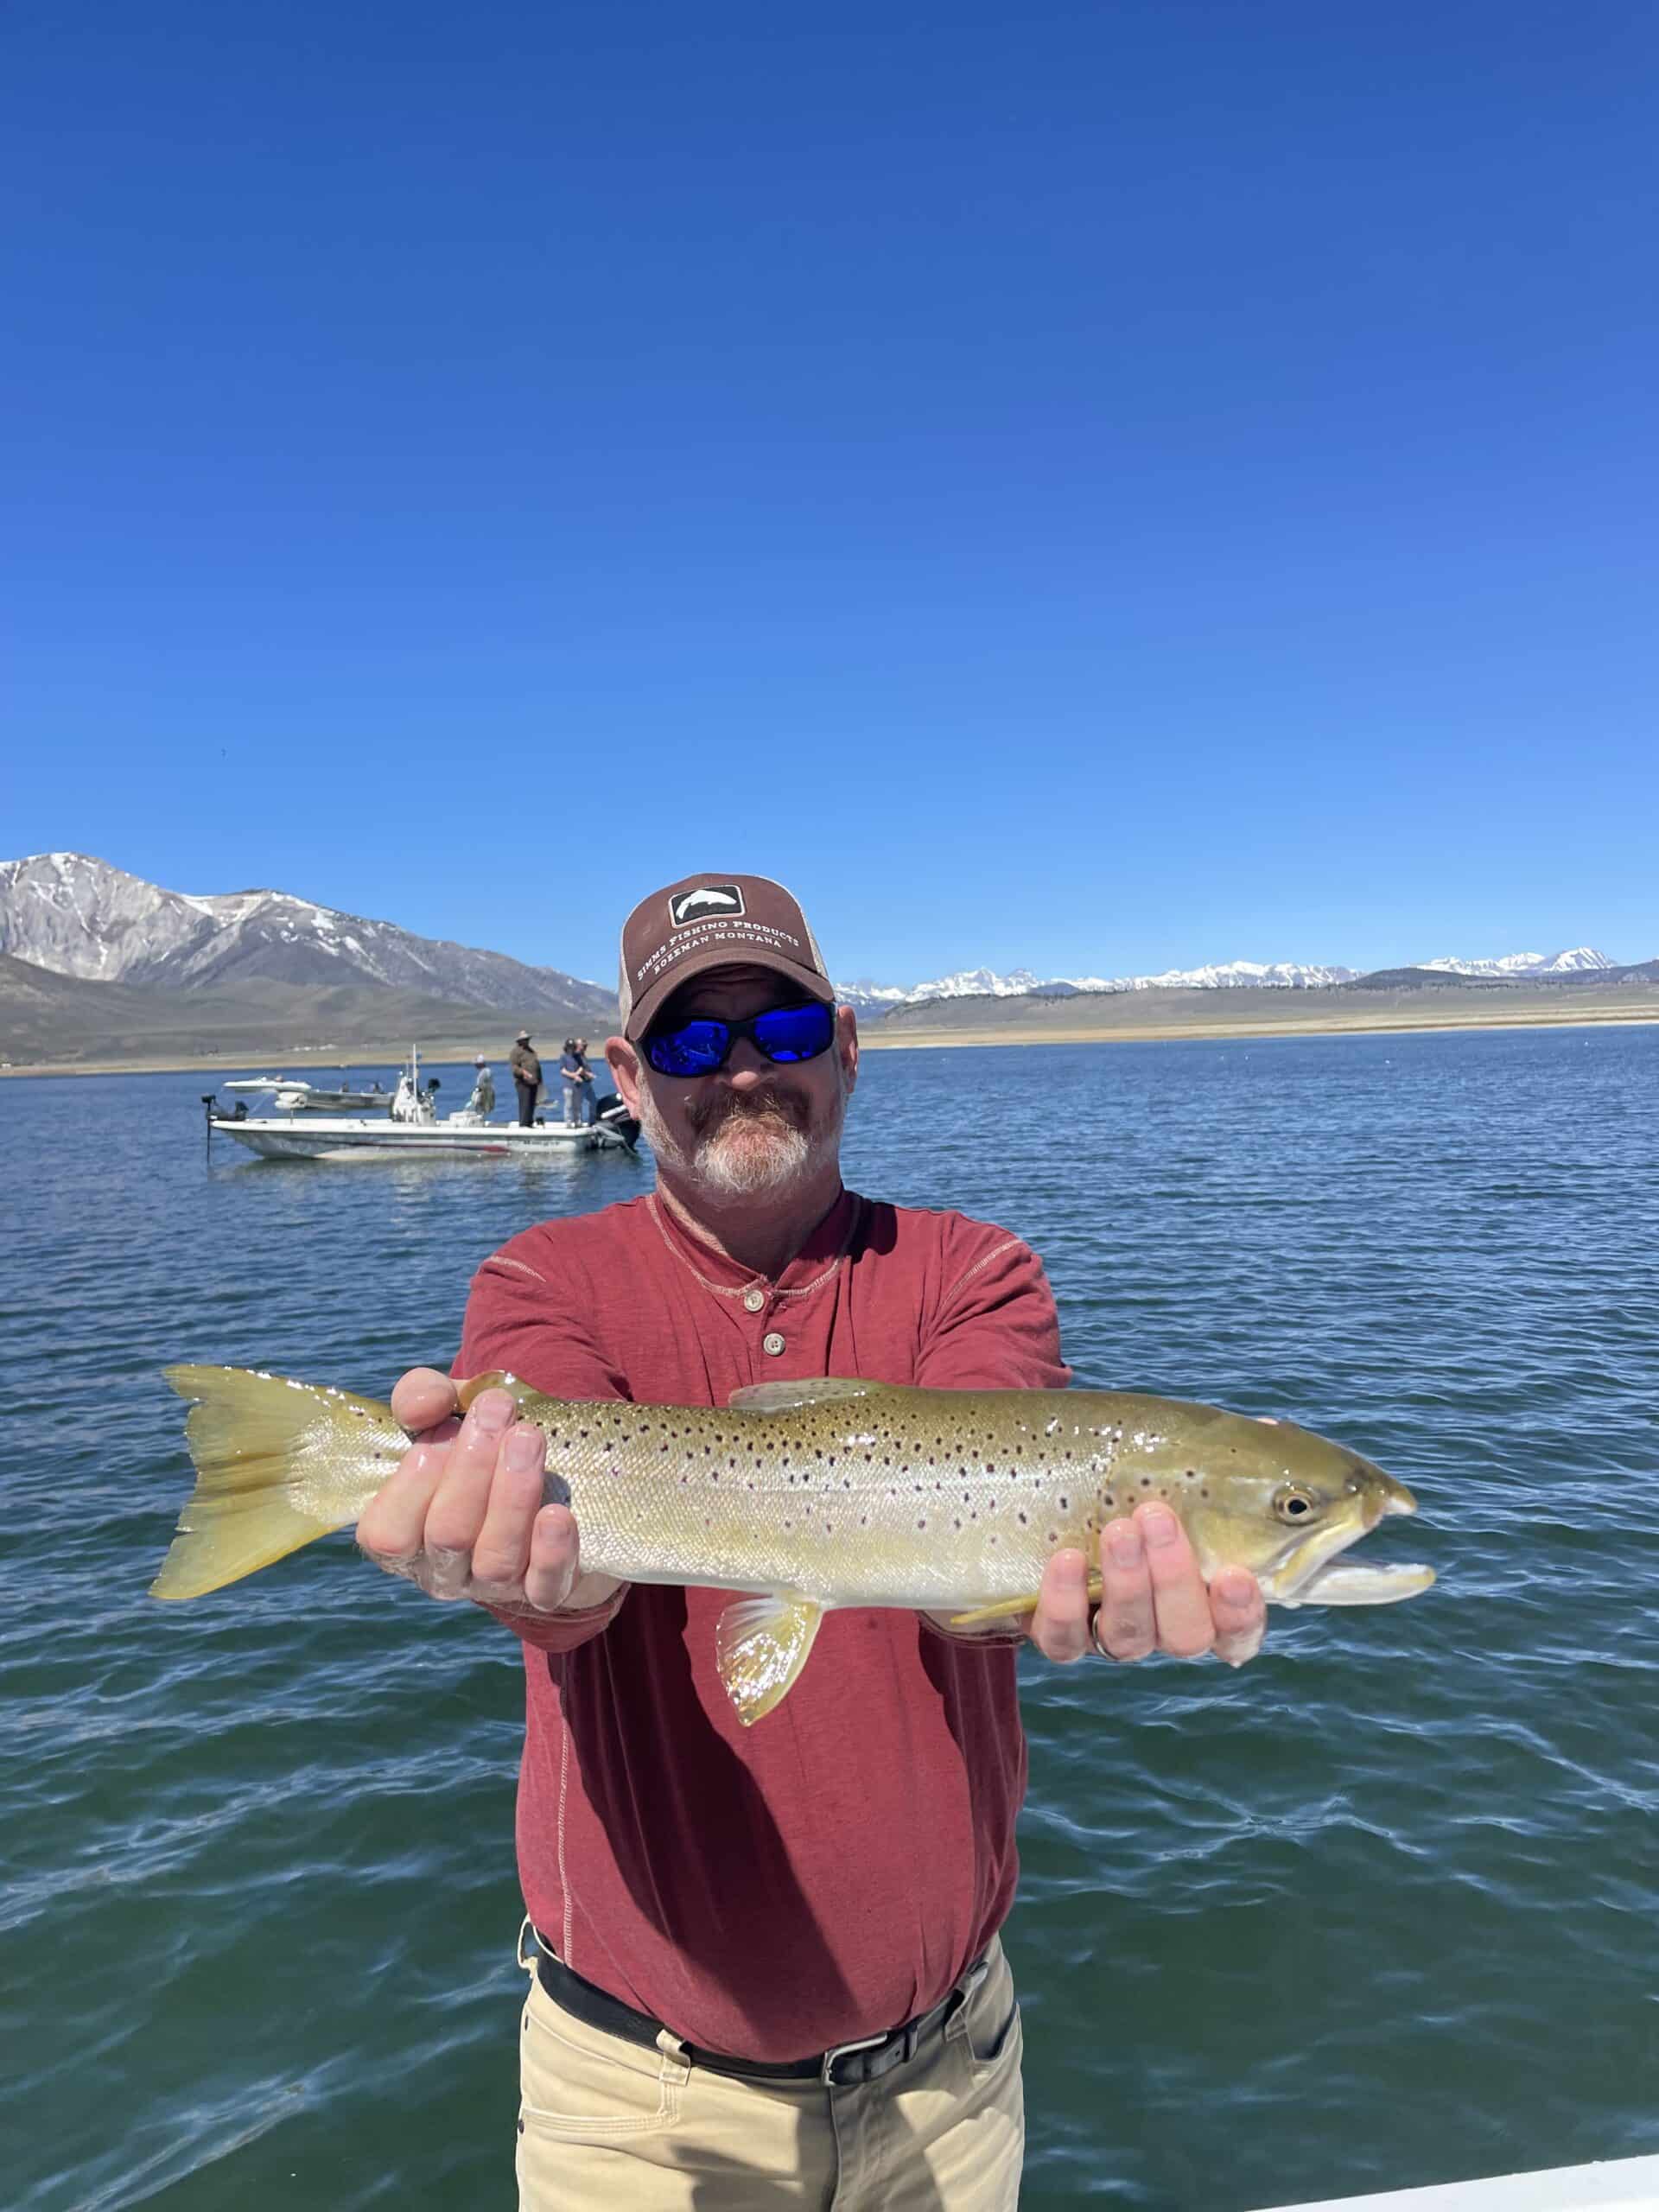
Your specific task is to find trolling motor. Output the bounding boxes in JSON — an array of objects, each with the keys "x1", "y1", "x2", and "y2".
[{"x1": 201, "y1": 1091, "x2": 246, "y2": 1162}]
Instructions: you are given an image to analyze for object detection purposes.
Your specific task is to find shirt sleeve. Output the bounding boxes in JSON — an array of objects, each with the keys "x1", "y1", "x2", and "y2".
[
  {"x1": 918, "y1": 1223, "x2": 1071, "y2": 1392},
  {"x1": 455, "y1": 1236, "x2": 632, "y2": 1653}
]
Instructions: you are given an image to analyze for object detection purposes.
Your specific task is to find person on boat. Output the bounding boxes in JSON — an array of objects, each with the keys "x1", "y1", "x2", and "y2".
[
  {"x1": 575, "y1": 1037, "x2": 598, "y2": 1122},
  {"x1": 357, "y1": 873, "x2": 1268, "y2": 2212},
  {"x1": 468, "y1": 1056, "x2": 496, "y2": 1118},
  {"x1": 508, "y1": 1031, "x2": 541, "y2": 1127},
  {"x1": 558, "y1": 1037, "x2": 594, "y2": 1126}
]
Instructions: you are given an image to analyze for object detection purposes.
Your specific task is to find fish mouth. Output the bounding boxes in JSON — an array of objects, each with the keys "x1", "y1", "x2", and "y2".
[
  {"x1": 1371, "y1": 1471, "x2": 1420, "y2": 1524},
  {"x1": 1288, "y1": 1555, "x2": 1436, "y2": 1606},
  {"x1": 1259, "y1": 1475, "x2": 1429, "y2": 1606}
]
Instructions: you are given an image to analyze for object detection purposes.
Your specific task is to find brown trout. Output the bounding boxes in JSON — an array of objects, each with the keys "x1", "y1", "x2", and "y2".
[{"x1": 152, "y1": 1366, "x2": 1433, "y2": 1722}]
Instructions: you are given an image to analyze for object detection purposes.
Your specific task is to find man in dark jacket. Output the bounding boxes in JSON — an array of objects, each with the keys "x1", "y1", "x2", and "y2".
[{"x1": 508, "y1": 1031, "x2": 541, "y2": 1126}]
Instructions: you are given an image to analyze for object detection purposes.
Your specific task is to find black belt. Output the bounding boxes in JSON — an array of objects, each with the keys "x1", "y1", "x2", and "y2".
[{"x1": 528, "y1": 1932, "x2": 988, "y2": 2088}]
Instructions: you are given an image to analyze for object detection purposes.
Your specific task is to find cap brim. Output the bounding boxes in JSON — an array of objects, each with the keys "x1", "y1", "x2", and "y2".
[{"x1": 624, "y1": 949, "x2": 836, "y2": 1040}]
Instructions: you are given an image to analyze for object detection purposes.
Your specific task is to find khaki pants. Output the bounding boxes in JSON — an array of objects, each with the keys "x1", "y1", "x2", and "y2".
[{"x1": 516, "y1": 1936, "x2": 1025, "y2": 2210}]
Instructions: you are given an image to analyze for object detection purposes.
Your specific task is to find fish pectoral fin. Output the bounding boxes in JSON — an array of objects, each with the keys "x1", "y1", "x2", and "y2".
[
  {"x1": 948, "y1": 1573, "x2": 1103, "y2": 1629},
  {"x1": 727, "y1": 1377, "x2": 897, "y2": 1414},
  {"x1": 715, "y1": 1592, "x2": 826, "y2": 1725}
]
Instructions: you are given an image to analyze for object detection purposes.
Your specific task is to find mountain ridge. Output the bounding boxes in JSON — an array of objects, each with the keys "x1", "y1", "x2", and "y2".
[
  {"x1": 0, "y1": 852, "x2": 613, "y2": 1023},
  {"x1": 1, "y1": 857, "x2": 1645, "y2": 1058}
]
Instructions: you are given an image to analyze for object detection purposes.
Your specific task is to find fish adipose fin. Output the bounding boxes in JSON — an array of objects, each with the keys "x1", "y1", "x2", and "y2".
[
  {"x1": 728, "y1": 1377, "x2": 895, "y2": 1415},
  {"x1": 715, "y1": 1592, "x2": 826, "y2": 1724},
  {"x1": 947, "y1": 1572, "x2": 1103, "y2": 1630},
  {"x1": 151, "y1": 1364, "x2": 404, "y2": 1600},
  {"x1": 454, "y1": 1370, "x2": 538, "y2": 1415}
]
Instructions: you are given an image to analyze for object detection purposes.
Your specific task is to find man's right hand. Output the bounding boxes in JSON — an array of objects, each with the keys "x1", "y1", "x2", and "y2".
[{"x1": 357, "y1": 1368, "x2": 613, "y2": 1614}]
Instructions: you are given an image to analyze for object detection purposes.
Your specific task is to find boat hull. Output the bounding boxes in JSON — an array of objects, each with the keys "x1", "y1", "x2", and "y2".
[{"x1": 210, "y1": 1115, "x2": 631, "y2": 1160}]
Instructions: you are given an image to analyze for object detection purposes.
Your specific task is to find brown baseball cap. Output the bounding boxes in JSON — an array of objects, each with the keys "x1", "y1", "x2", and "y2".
[{"x1": 618, "y1": 873, "x2": 835, "y2": 1040}]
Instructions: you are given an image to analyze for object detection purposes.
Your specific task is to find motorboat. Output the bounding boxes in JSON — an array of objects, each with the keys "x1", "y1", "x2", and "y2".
[
  {"x1": 221, "y1": 1073, "x2": 393, "y2": 1114},
  {"x1": 203, "y1": 1049, "x2": 641, "y2": 1160}
]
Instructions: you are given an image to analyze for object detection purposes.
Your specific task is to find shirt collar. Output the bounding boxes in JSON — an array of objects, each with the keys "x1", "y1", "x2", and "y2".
[{"x1": 647, "y1": 1185, "x2": 857, "y2": 1294}]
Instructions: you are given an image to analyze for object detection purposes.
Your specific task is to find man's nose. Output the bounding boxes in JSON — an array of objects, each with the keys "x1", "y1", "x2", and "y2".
[{"x1": 722, "y1": 1034, "x2": 773, "y2": 1085}]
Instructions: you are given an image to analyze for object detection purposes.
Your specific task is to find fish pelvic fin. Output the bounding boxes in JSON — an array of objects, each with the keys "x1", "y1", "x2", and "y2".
[
  {"x1": 715, "y1": 1592, "x2": 826, "y2": 1725},
  {"x1": 151, "y1": 1364, "x2": 403, "y2": 1600}
]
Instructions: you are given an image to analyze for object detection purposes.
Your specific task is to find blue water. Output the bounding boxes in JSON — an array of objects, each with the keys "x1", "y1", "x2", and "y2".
[{"x1": 3, "y1": 1024, "x2": 1657, "y2": 2209}]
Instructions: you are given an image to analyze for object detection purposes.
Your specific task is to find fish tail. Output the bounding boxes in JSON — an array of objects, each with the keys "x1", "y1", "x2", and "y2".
[{"x1": 150, "y1": 1364, "x2": 403, "y2": 1600}]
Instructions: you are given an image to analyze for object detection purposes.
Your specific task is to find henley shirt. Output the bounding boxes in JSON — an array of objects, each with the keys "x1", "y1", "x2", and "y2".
[{"x1": 456, "y1": 1185, "x2": 1070, "y2": 2062}]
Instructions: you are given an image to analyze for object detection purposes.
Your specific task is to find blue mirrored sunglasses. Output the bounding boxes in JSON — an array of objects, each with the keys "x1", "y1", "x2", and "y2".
[{"x1": 643, "y1": 999, "x2": 836, "y2": 1077}]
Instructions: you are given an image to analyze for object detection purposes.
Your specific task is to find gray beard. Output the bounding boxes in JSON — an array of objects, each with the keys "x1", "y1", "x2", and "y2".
[{"x1": 639, "y1": 1090, "x2": 838, "y2": 1200}]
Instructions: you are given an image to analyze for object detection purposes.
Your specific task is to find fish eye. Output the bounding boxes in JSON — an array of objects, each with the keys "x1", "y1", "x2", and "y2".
[{"x1": 1273, "y1": 1485, "x2": 1319, "y2": 1522}]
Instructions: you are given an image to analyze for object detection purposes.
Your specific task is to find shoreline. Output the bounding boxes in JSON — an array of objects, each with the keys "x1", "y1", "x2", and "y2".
[
  {"x1": 858, "y1": 1004, "x2": 1659, "y2": 1050},
  {"x1": 4, "y1": 1001, "x2": 1658, "y2": 1077}
]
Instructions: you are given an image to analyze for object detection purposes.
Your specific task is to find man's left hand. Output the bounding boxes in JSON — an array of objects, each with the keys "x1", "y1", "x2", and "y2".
[{"x1": 1027, "y1": 1503, "x2": 1266, "y2": 1669}]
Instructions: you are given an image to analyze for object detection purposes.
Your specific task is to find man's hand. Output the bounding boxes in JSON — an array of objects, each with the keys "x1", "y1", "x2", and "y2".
[
  {"x1": 1027, "y1": 1503, "x2": 1267, "y2": 1669},
  {"x1": 356, "y1": 1368, "x2": 613, "y2": 1614}
]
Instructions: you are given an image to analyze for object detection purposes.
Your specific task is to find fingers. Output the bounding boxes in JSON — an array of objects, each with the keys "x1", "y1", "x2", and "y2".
[
  {"x1": 1135, "y1": 1504, "x2": 1216, "y2": 1660},
  {"x1": 356, "y1": 1434, "x2": 453, "y2": 1568},
  {"x1": 1086, "y1": 1504, "x2": 1268, "y2": 1667},
  {"x1": 1093, "y1": 1516, "x2": 1156, "y2": 1660},
  {"x1": 359, "y1": 1386, "x2": 579, "y2": 1616},
  {"x1": 391, "y1": 1366, "x2": 460, "y2": 1434},
  {"x1": 524, "y1": 1504, "x2": 582, "y2": 1613},
  {"x1": 1027, "y1": 1548, "x2": 1093, "y2": 1662},
  {"x1": 423, "y1": 1388, "x2": 520, "y2": 1597},
  {"x1": 468, "y1": 1423, "x2": 550, "y2": 1599},
  {"x1": 1210, "y1": 1566, "x2": 1267, "y2": 1668}
]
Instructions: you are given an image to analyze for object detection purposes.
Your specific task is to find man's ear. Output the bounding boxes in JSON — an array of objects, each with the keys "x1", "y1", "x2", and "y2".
[
  {"x1": 606, "y1": 1035, "x2": 642, "y2": 1115},
  {"x1": 837, "y1": 1005, "x2": 859, "y2": 1096}
]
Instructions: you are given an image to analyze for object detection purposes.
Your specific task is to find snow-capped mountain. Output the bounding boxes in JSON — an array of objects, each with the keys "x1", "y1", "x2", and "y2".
[
  {"x1": 0, "y1": 854, "x2": 615, "y2": 1019},
  {"x1": 836, "y1": 948, "x2": 1624, "y2": 1012},
  {"x1": 836, "y1": 968, "x2": 1053, "y2": 1011},
  {"x1": 835, "y1": 959, "x2": 1357, "y2": 1010},
  {"x1": 1418, "y1": 948, "x2": 1613, "y2": 978},
  {"x1": 1064, "y1": 959, "x2": 1359, "y2": 994}
]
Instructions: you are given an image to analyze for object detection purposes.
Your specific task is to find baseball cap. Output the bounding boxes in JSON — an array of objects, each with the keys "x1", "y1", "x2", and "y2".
[
  {"x1": 515, "y1": 1029, "x2": 531, "y2": 1041},
  {"x1": 618, "y1": 873, "x2": 835, "y2": 1041}
]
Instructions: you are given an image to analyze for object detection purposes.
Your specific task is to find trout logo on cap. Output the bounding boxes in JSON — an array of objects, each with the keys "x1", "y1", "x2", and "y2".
[{"x1": 670, "y1": 884, "x2": 745, "y2": 927}]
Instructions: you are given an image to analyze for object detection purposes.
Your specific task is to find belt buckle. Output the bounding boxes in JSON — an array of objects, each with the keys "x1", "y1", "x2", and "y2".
[{"x1": 821, "y1": 2030, "x2": 888, "y2": 2087}]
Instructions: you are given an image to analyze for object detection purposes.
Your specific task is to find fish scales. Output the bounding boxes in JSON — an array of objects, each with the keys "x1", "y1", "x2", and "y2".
[{"x1": 529, "y1": 1389, "x2": 1134, "y2": 1609}]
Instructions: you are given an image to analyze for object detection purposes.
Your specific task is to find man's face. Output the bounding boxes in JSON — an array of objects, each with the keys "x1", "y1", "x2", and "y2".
[{"x1": 610, "y1": 965, "x2": 857, "y2": 1200}]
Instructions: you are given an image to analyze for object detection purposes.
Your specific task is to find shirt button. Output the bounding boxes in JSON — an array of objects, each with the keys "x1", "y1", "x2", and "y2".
[
  {"x1": 743, "y1": 1287, "x2": 766, "y2": 1313},
  {"x1": 762, "y1": 1332, "x2": 786, "y2": 1357}
]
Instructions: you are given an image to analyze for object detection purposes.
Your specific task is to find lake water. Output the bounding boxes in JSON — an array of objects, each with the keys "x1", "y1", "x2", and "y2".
[{"x1": 5, "y1": 1025, "x2": 1657, "y2": 2211}]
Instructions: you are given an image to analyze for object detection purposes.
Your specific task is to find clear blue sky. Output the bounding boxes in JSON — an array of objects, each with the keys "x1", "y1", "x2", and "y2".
[{"x1": 3, "y1": 1, "x2": 1655, "y2": 986}]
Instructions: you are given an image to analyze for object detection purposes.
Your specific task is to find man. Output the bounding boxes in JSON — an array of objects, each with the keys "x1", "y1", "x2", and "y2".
[
  {"x1": 558, "y1": 1036, "x2": 594, "y2": 1125},
  {"x1": 359, "y1": 874, "x2": 1267, "y2": 2210},
  {"x1": 468, "y1": 1054, "x2": 496, "y2": 1118},
  {"x1": 509, "y1": 1029, "x2": 542, "y2": 1127}
]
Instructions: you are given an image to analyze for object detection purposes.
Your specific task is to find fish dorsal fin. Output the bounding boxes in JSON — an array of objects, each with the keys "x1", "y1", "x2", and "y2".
[
  {"x1": 728, "y1": 1377, "x2": 894, "y2": 1415},
  {"x1": 715, "y1": 1592, "x2": 826, "y2": 1725}
]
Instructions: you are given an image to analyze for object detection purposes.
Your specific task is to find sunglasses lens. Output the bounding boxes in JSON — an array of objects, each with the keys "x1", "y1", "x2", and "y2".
[
  {"x1": 753, "y1": 1002, "x2": 835, "y2": 1062},
  {"x1": 644, "y1": 1019, "x2": 730, "y2": 1077}
]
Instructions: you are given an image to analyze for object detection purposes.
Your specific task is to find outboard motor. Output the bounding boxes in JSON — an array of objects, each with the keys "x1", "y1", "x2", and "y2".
[{"x1": 593, "y1": 1094, "x2": 640, "y2": 1152}]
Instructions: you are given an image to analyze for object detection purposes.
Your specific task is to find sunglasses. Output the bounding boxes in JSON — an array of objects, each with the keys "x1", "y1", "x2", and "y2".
[{"x1": 643, "y1": 999, "x2": 836, "y2": 1077}]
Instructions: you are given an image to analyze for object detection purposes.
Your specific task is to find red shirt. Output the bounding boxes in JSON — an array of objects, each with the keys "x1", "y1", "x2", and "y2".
[{"x1": 457, "y1": 1185, "x2": 1070, "y2": 2061}]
